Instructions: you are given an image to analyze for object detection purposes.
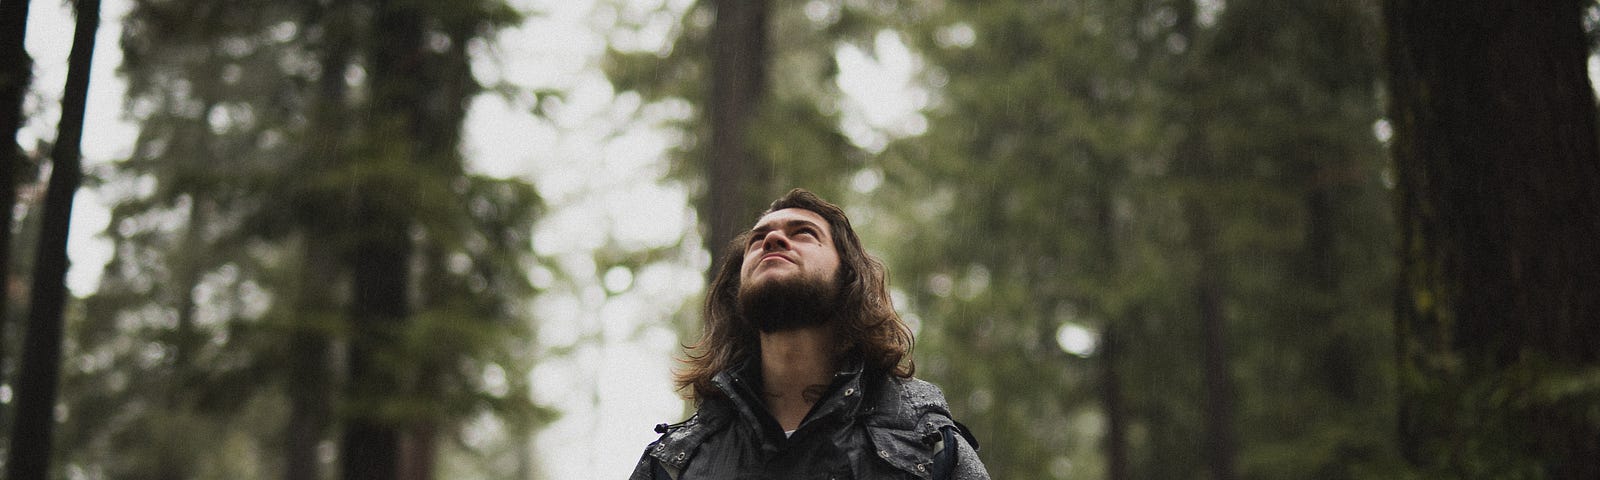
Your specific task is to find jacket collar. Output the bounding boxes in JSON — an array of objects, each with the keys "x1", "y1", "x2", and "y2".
[
  {"x1": 648, "y1": 359, "x2": 960, "y2": 473},
  {"x1": 710, "y1": 356, "x2": 870, "y2": 444}
]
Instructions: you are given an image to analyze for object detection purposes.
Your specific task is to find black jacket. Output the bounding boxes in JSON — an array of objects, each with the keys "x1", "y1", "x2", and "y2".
[{"x1": 629, "y1": 360, "x2": 989, "y2": 479}]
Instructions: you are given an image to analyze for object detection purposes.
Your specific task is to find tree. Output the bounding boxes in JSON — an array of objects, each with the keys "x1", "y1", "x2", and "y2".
[
  {"x1": 704, "y1": 0, "x2": 770, "y2": 268},
  {"x1": 872, "y1": 0, "x2": 1399, "y2": 478},
  {"x1": 340, "y1": 1, "x2": 529, "y2": 478},
  {"x1": 52, "y1": 0, "x2": 539, "y2": 477},
  {"x1": 6, "y1": 0, "x2": 99, "y2": 478},
  {"x1": 606, "y1": 0, "x2": 870, "y2": 272},
  {"x1": 0, "y1": 0, "x2": 34, "y2": 416},
  {"x1": 66, "y1": 1, "x2": 331, "y2": 476},
  {"x1": 285, "y1": 2, "x2": 357, "y2": 479},
  {"x1": 338, "y1": 0, "x2": 428, "y2": 476},
  {"x1": 1387, "y1": 0, "x2": 1600, "y2": 477},
  {"x1": 873, "y1": 1, "x2": 1170, "y2": 475}
]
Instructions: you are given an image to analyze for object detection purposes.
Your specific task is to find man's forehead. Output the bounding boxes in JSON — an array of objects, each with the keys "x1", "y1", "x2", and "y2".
[{"x1": 752, "y1": 208, "x2": 829, "y2": 232}]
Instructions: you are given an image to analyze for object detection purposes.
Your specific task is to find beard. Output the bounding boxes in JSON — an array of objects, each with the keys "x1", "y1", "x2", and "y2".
[{"x1": 737, "y1": 270, "x2": 840, "y2": 333}]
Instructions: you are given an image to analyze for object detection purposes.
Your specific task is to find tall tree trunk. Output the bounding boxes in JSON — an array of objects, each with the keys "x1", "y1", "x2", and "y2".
[
  {"x1": 0, "y1": 0, "x2": 33, "y2": 405},
  {"x1": 1090, "y1": 193, "x2": 1129, "y2": 480},
  {"x1": 5, "y1": 0, "x2": 99, "y2": 478},
  {"x1": 341, "y1": 209, "x2": 409, "y2": 480},
  {"x1": 286, "y1": 3, "x2": 355, "y2": 479},
  {"x1": 288, "y1": 231, "x2": 338, "y2": 480},
  {"x1": 170, "y1": 100, "x2": 216, "y2": 402},
  {"x1": 1169, "y1": 2, "x2": 1236, "y2": 476},
  {"x1": 398, "y1": 418, "x2": 438, "y2": 480},
  {"x1": 704, "y1": 0, "x2": 768, "y2": 267},
  {"x1": 1189, "y1": 205, "x2": 1236, "y2": 480},
  {"x1": 1303, "y1": 183, "x2": 1361, "y2": 401},
  {"x1": 341, "y1": 0, "x2": 425, "y2": 477},
  {"x1": 1099, "y1": 325, "x2": 1129, "y2": 480},
  {"x1": 1387, "y1": 0, "x2": 1600, "y2": 477},
  {"x1": 399, "y1": 248, "x2": 442, "y2": 480},
  {"x1": 396, "y1": 20, "x2": 480, "y2": 480}
]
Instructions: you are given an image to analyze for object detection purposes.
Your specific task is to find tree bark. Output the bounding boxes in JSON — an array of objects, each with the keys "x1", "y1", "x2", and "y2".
[
  {"x1": 395, "y1": 21, "x2": 481, "y2": 480},
  {"x1": 1089, "y1": 193, "x2": 1129, "y2": 480},
  {"x1": 5, "y1": 0, "x2": 99, "y2": 478},
  {"x1": 1387, "y1": 0, "x2": 1600, "y2": 477},
  {"x1": 341, "y1": 210, "x2": 410, "y2": 480},
  {"x1": 285, "y1": 5, "x2": 354, "y2": 480},
  {"x1": 705, "y1": 0, "x2": 768, "y2": 268},
  {"x1": 1099, "y1": 325, "x2": 1129, "y2": 480},
  {"x1": 1171, "y1": 2, "x2": 1236, "y2": 476},
  {"x1": 341, "y1": 0, "x2": 424, "y2": 477},
  {"x1": 0, "y1": 0, "x2": 33, "y2": 403},
  {"x1": 1190, "y1": 205, "x2": 1236, "y2": 480},
  {"x1": 287, "y1": 231, "x2": 338, "y2": 480}
]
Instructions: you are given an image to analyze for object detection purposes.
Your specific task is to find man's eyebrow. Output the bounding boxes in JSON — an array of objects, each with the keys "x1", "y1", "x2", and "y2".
[{"x1": 750, "y1": 218, "x2": 827, "y2": 237}]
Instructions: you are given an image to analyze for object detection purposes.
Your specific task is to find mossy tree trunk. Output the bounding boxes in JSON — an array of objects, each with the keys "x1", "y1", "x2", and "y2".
[{"x1": 1386, "y1": 0, "x2": 1600, "y2": 477}]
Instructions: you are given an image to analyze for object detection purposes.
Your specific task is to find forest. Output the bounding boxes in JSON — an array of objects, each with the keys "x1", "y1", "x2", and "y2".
[{"x1": 0, "y1": 0, "x2": 1597, "y2": 479}]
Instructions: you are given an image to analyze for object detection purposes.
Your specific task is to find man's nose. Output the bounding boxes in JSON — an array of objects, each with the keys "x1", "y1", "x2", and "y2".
[{"x1": 759, "y1": 230, "x2": 790, "y2": 251}]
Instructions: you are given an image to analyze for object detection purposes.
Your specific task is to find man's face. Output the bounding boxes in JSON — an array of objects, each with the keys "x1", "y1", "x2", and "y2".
[
  {"x1": 736, "y1": 208, "x2": 842, "y2": 332},
  {"x1": 739, "y1": 208, "x2": 841, "y2": 292}
]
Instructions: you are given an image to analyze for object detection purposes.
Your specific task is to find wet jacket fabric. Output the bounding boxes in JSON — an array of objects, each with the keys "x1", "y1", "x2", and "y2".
[{"x1": 628, "y1": 360, "x2": 990, "y2": 479}]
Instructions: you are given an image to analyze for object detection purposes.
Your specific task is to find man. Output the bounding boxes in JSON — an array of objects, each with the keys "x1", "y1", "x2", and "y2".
[{"x1": 630, "y1": 189, "x2": 989, "y2": 479}]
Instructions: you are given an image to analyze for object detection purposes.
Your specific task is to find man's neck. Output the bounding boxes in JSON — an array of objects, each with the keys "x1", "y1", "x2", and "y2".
[{"x1": 758, "y1": 325, "x2": 835, "y2": 432}]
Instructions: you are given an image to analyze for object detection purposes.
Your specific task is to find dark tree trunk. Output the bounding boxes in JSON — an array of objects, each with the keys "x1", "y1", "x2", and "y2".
[
  {"x1": 1387, "y1": 0, "x2": 1600, "y2": 477},
  {"x1": 398, "y1": 420, "x2": 438, "y2": 480},
  {"x1": 169, "y1": 101, "x2": 216, "y2": 409},
  {"x1": 287, "y1": 233, "x2": 338, "y2": 480},
  {"x1": 5, "y1": 0, "x2": 99, "y2": 478},
  {"x1": 340, "y1": 211, "x2": 410, "y2": 480},
  {"x1": 1170, "y1": 2, "x2": 1236, "y2": 476},
  {"x1": 1099, "y1": 325, "x2": 1129, "y2": 480},
  {"x1": 396, "y1": 21, "x2": 480, "y2": 480},
  {"x1": 285, "y1": 3, "x2": 354, "y2": 479},
  {"x1": 286, "y1": 9, "x2": 352, "y2": 480},
  {"x1": 705, "y1": 0, "x2": 768, "y2": 267},
  {"x1": 1303, "y1": 184, "x2": 1361, "y2": 402},
  {"x1": 1190, "y1": 206, "x2": 1236, "y2": 480},
  {"x1": 0, "y1": 0, "x2": 34, "y2": 401},
  {"x1": 341, "y1": 0, "x2": 424, "y2": 478},
  {"x1": 1090, "y1": 194, "x2": 1129, "y2": 480}
]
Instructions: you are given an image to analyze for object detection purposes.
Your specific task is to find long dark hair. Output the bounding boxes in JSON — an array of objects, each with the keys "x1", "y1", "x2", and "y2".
[{"x1": 676, "y1": 188, "x2": 914, "y2": 401}]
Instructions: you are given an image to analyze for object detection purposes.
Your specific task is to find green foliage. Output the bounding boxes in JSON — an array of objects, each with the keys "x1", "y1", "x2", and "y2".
[
  {"x1": 50, "y1": 0, "x2": 551, "y2": 477},
  {"x1": 854, "y1": 0, "x2": 1401, "y2": 478},
  {"x1": 601, "y1": 0, "x2": 1405, "y2": 477}
]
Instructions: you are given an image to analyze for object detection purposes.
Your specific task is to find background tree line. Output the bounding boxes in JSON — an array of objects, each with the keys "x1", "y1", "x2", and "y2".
[
  {"x1": 609, "y1": 0, "x2": 1599, "y2": 478},
  {"x1": 0, "y1": 0, "x2": 1595, "y2": 478},
  {"x1": 4, "y1": 0, "x2": 545, "y2": 478}
]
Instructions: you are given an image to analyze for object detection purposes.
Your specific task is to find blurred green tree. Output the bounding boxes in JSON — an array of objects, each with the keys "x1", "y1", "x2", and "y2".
[
  {"x1": 872, "y1": 0, "x2": 1400, "y2": 478},
  {"x1": 604, "y1": 0, "x2": 1403, "y2": 478},
  {"x1": 50, "y1": 0, "x2": 544, "y2": 478}
]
